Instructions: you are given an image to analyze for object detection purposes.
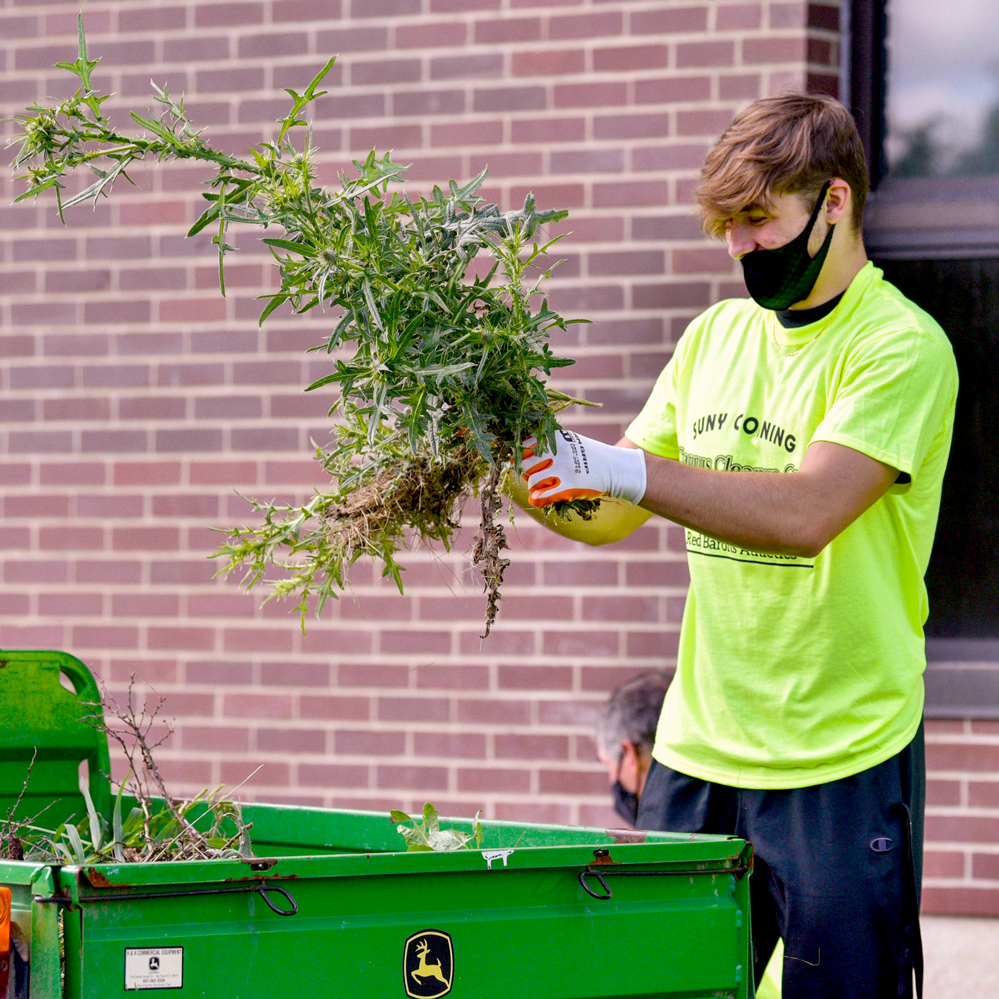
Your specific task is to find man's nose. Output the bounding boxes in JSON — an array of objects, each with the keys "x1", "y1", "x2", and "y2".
[{"x1": 726, "y1": 222, "x2": 757, "y2": 260}]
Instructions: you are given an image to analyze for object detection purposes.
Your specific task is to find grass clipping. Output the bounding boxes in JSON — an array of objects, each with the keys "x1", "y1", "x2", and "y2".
[{"x1": 9, "y1": 18, "x2": 599, "y2": 637}]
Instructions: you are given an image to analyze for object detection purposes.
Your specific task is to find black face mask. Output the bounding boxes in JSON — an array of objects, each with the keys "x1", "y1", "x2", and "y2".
[
  {"x1": 740, "y1": 182, "x2": 835, "y2": 311},
  {"x1": 612, "y1": 781, "x2": 639, "y2": 826}
]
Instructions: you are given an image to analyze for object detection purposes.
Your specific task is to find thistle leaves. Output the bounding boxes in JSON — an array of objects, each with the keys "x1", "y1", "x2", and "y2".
[
  {"x1": 9, "y1": 20, "x2": 594, "y2": 633},
  {"x1": 278, "y1": 54, "x2": 336, "y2": 142}
]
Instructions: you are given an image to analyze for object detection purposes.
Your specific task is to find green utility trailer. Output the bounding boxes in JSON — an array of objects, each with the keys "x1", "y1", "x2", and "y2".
[{"x1": 0, "y1": 651, "x2": 754, "y2": 998}]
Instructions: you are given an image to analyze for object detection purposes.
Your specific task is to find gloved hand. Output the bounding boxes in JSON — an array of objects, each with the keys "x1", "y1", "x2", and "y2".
[{"x1": 522, "y1": 430, "x2": 647, "y2": 508}]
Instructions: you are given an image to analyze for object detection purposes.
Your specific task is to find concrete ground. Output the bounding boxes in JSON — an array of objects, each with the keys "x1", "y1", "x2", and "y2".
[{"x1": 922, "y1": 915, "x2": 999, "y2": 998}]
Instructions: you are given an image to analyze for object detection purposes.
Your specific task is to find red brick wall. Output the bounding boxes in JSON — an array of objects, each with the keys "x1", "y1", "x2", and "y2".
[
  {"x1": 2, "y1": 0, "x2": 996, "y2": 915},
  {"x1": 925, "y1": 719, "x2": 999, "y2": 915}
]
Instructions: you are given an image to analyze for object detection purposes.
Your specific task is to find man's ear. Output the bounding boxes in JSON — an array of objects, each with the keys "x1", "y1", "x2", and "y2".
[
  {"x1": 825, "y1": 178, "x2": 852, "y2": 226},
  {"x1": 619, "y1": 739, "x2": 642, "y2": 784}
]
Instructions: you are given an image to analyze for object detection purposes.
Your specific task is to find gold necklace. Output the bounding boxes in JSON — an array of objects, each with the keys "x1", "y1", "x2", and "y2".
[{"x1": 766, "y1": 303, "x2": 840, "y2": 357}]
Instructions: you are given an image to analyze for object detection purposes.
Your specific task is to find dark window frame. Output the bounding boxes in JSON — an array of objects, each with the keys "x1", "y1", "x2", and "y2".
[
  {"x1": 851, "y1": 0, "x2": 999, "y2": 717},
  {"x1": 849, "y1": 0, "x2": 888, "y2": 189}
]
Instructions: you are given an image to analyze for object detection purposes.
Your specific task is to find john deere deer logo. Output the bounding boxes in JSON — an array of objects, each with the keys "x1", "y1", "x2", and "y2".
[{"x1": 403, "y1": 930, "x2": 453, "y2": 998}]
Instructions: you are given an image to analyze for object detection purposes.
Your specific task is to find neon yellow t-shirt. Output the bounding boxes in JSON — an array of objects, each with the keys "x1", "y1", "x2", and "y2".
[{"x1": 626, "y1": 263, "x2": 958, "y2": 788}]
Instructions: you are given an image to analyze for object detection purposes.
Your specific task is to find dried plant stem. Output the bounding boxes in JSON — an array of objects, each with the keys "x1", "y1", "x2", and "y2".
[
  {"x1": 474, "y1": 456, "x2": 512, "y2": 639},
  {"x1": 0, "y1": 748, "x2": 38, "y2": 861},
  {"x1": 102, "y1": 679, "x2": 211, "y2": 854}
]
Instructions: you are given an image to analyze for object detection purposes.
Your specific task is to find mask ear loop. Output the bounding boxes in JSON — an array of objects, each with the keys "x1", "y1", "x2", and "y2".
[{"x1": 805, "y1": 181, "x2": 833, "y2": 237}]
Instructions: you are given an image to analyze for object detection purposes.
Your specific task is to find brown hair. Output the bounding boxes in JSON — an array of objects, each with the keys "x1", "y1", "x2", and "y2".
[{"x1": 695, "y1": 92, "x2": 869, "y2": 238}]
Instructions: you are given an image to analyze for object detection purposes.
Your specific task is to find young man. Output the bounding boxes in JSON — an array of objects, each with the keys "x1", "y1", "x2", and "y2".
[{"x1": 517, "y1": 93, "x2": 957, "y2": 998}]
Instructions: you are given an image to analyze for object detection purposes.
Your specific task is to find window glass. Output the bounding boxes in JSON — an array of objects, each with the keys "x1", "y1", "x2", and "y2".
[{"x1": 885, "y1": 0, "x2": 999, "y2": 177}]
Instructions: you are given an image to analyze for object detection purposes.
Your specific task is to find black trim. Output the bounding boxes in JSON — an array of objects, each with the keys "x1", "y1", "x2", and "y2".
[
  {"x1": 37, "y1": 881, "x2": 298, "y2": 916},
  {"x1": 579, "y1": 862, "x2": 752, "y2": 899},
  {"x1": 688, "y1": 550, "x2": 814, "y2": 569},
  {"x1": 850, "y1": 0, "x2": 887, "y2": 188},
  {"x1": 867, "y1": 238, "x2": 999, "y2": 262}
]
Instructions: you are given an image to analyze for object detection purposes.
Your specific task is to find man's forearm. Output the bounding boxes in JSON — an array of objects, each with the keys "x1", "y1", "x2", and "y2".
[
  {"x1": 638, "y1": 441, "x2": 898, "y2": 558},
  {"x1": 516, "y1": 430, "x2": 897, "y2": 555},
  {"x1": 639, "y1": 457, "x2": 824, "y2": 556}
]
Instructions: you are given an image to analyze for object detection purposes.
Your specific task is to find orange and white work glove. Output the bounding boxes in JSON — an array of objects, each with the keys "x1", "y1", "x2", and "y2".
[{"x1": 521, "y1": 430, "x2": 647, "y2": 508}]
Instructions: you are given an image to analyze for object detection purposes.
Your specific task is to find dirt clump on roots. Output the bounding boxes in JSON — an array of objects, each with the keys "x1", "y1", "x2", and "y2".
[{"x1": 322, "y1": 445, "x2": 513, "y2": 636}]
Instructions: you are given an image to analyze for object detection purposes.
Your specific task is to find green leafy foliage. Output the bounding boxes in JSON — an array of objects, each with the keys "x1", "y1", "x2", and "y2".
[
  {"x1": 22, "y1": 782, "x2": 254, "y2": 865},
  {"x1": 8, "y1": 18, "x2": 597, "y2": 635},
  {"x1": 391, "y1": 803, "x2": 484, "y2": 853}
]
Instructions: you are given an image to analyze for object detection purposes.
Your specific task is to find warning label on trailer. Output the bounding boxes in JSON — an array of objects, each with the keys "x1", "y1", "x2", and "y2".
[{"x1": 124, "y1": 947, "x2": 184, "y2": 990}]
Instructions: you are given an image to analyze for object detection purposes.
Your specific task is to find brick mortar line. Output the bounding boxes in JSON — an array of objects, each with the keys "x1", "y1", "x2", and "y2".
[
  {"x1": 3, "y1": 25, "x2": 824, "y2": 48},
  {"x1": 930, "y1": 778, "x2": 999, "y2": 786},
  {"x1": 926, "y1": 768, "x2": 999, "y2": 781},
  {"x1": 0, "y1": 49, "x2": 821, "y2": 83},
  {"x1": 5, "y1": 232, "x2": 722, "y2": 250},
  {"x1": 2, "y1": 277, "x2": 697, "y2": 295},
  {"x1": 3, "y1": 211, "x2": 712, "y2": 225},
  {"x1": 926, "y1": 738, "x2": 999, "y2": 747},
  {"x1": 237, "y1": 793, "x2": 610, "y2": 806},
  {"x1": 171, "y1": 722, "x2": 611, "y2": 730},
  {"x1": 927, "y1": 809, "x2": 999, "y2": 819},
  {"x1": 0, "y1": 88, "x2": 812, "y2": 122},
  {"x1": 2, "y1": 176, "x2": 719, "y2": 195},
  {"x1": 4, "y1": 370, "x2": 683, "y2": 380},
  {"x1": 164, "y1": 751, "x2": 606, "y2": 763},
  {"x1": 4, "y1": 210, "x2": 709, "y2": 225},
  {"x1": 0, "y1": 575, "x2": 687, "y2": 586},
  {"x1": 2, "y1": 236, "x2": 708, "y2": 248},
  {"x1": 2, "y1": 285, "x2": 720, "y2": 307},
  {"x1": 927, "y1": 846, "x2": 999, "y2": 855},
  {"x1": 0, "y1": 627, "x2": 677, "y2": 639},
  {"x1": 164, "y1": 743, "x2": 605, "y2": 753},
  {"x1": 0, "y1": 317, "x2": 699, "y2": 331},
  {"x1": 181, "y1": 730, "x2": 610, "y2": 738},
  {"x1": 0, "y1": 620, "x2": 673, "y2": 635},
  {"x1": 3, "y1": 284, "x2": 694, "y2": 299},
  {"x1": 5, "y1": 404, "x2": 344, "y2": 416},
  {"x1": 4, "y1": 8, "x2": 838, "y2": 36},
  {"x1": 1, "y1": 604, "x2": 684, "y2": 616},
  {"x1": 1, "y1": 286, "x2": 713, "y2": 300},
  {"x1": 5, "y1": 0, "x2": 791, "y2": 11},
  {"x1": 923, "y1": 876, "x2": 999, "y2": 886},
  {"x1": 0, "y1": 646, "x2": 679, "y2": 660},
  {"x1": 933, "y1": 721, "x2": 999, "y2": 734}
]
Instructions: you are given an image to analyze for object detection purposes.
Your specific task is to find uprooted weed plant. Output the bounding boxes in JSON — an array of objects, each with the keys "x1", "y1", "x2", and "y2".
[{"x1": 9, "y1": 19, "x2": 598, "y2": 636}]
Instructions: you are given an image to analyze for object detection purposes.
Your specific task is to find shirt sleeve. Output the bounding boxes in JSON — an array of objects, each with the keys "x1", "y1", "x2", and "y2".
[
  {"x1": 810, "y1": 325, "x2": 958, "y2": 479},
  {"x1": 625, "y1": 347, "x2": 682, "y2": 460}
]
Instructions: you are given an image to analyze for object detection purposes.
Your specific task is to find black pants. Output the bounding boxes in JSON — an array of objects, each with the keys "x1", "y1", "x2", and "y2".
[{"x1": 637, "y1": 724, "x2": 924, "y2": 999}]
